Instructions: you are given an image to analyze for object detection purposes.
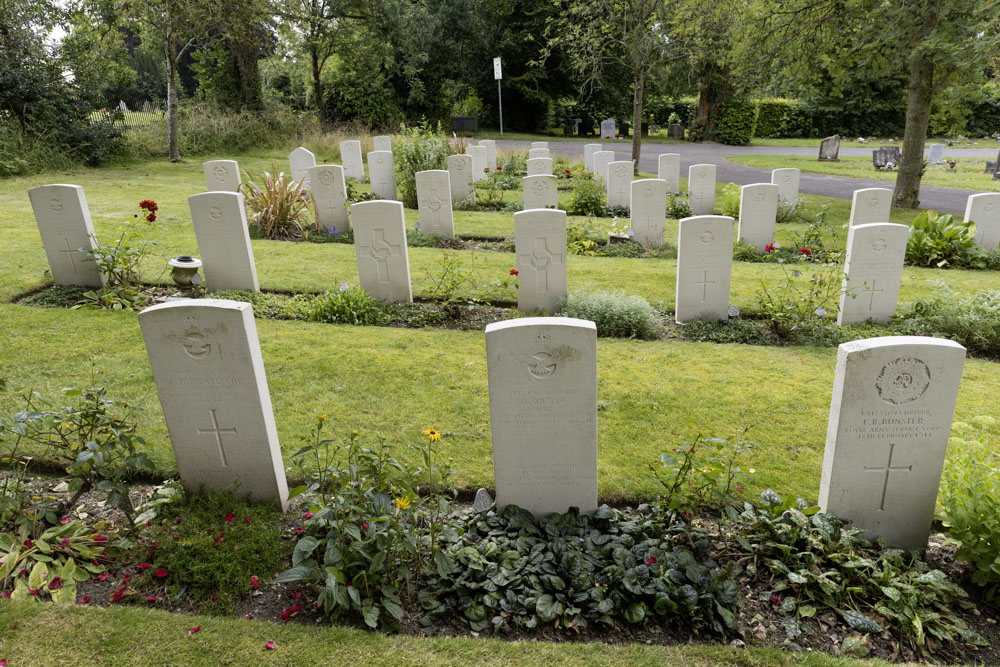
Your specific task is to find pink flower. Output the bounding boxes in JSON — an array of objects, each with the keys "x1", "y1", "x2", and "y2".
[
  {"x1": 362, "y1": 522, "x2": 370, "y2": 531},
  {"x1": 137, "y1": 563, "x2": 151, "y2": 570},
  {"x1": 175, "y1": 517, "x2": 182, "y2": 524},
  {"x1": 80, "y1": 595, "x2": 91, "y2": 604},
  {"x1": 293, "y1": 528, "x2": 305, "y2": 536},
  {"x1": 61, "y1": 517, "x2": 71, "y2": 525},
  {"x1": 188, "y1": 625, "x2": 201, "y2": 635},
  {"x1": 155, "y1": 568, "x2": 168, "y2": 579},
  {"x1": 303, "y1": 512, "x2": 314, "y2": 520},
  {"x1": 98, "y1": 574, "x2": 109, "y2": 582},
  {"x1": 265, "y1": 641, "x2": 276, "y2": 650},
  {"x1": 61, "y1": 538, "x2": 69, "y2": 548},
  {"x1": 1, "y1": 593, "x2": 9, "y2": 598},
  {"x1": 645, "y1": 556, "x2": 656, "y2": 565},
  {"x1": 94, "y1": 535, "x2": 107, "y2": 543},
  {"x1": 146, "y1": 595, "x2": 157, "y2": 602},
  {"x1": 144, "y1": 521, "x2": 151, "y2": 527},
  {"x1": 224, "y1": 513, "x2": 234, "y2": 523},
  {"x1": 770, "y1": 595, "x2": 781, "y2": 605},
  {"x1": 736, "y1": 485, "x2": 744, "y2": 493},
  {"x1": 28, "y1": 589, "x2": 38, "y2": 596},
  {"x1": 251, "y1": 576, "x2": 260, "y2": 589},
  {"x1": 292, "y1": 591, "x2": 302, "y2": 602}
]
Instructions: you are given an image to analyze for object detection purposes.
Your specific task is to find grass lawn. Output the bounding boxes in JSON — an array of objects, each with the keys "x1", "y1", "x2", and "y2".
[{"x1": 726, "y1": 155, "x2": 999, "y2": 192}]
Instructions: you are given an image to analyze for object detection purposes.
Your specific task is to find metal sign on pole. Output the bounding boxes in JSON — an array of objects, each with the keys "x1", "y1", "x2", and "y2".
[{"x1": 493, "y1": 57, "x2": 503, "y2": 135}]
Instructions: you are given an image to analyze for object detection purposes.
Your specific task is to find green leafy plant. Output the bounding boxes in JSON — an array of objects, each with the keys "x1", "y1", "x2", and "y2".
[
  {"x1": 84, "y1": 200, "x2": 158, "y2": 288},
  {"x1": 666, "y1": 193, "x2": 693, "y2": 219},
  {"x1": 423, "y1": 252, "x2": 482, "y2": 317},
  {"x1": 905, "y1": 210, "x2": 982, "y2": 268},
  {"x1": 557, "y1": 291, "x2": 661, "y2": 339},
  {"x1": 896, "y1": 286, "x2": 1000, "y2": 359},
  {"x1": 395, "y1": 121, "x2": 449, "y2": 208},
  {"x1": 71, "y1": 286, "x2": 150, "y2": 312},
  {"x1": 291, "y1": 286, "x2": 391, "y2": 326},
  {"x1": 776, "y1": 196, "x2": 802, "y2": 224},
  {"x1": 714, "y1": 99, "x2": 758, "y2": 145},
  {"x1": 566, "y1": 219, "x2": 601, "y2": 255},
  {"x1": 568, "y1": 177, "x2": 607, "y2": 216},
  {"x1": 241, "y1": 165, "x2": 309, "y2": 240},
  {"x1": 720, "y1": 183, "x2": 741, "y2": 218},
  {"x1": 653, "y1": 433, "x2": 755, "y2": 519},
  {"x1": 754, "y1": 263, "x2": 843, "y2": 342},
  {"x1": 475, "y1": 166, "x2": 509, "y2": 210}
]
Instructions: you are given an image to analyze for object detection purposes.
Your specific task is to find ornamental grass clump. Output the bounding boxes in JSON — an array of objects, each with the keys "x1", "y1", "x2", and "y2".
[
  {"x1": 241, "y1": 165, "x2": 309, "y2": 240},
  {"x1": 557, "y1": 291, "x2": 661, "y2": 339}
]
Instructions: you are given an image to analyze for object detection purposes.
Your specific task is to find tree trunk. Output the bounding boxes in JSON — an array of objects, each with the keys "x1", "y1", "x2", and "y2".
[
  {"x1": 231, "y1": 37, "x2": 263, "y2": 111},
  {"x1": 310, "y1": 45, "x2": 323, "y2": 114},
  {"x1": 166, "y1": 36, "x2": 181, "y2": 162},
  {"x1": 893, "y1": 55, "x2": 934, "y2": 208},
  {"x1": 630, "y1": 68, "x2": 645, "y2": 165}
]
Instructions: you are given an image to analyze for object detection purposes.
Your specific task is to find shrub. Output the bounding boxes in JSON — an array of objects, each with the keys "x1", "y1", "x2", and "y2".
[
  {"x1": 241, "y1": 165, "x2": 309, "y2": 240},
  {"x1": 714, "y1": 99, "x2": 758, "y2": 145},
  {"x1": 292, "y1": 287, "x2": 390, "y2": 326},
  {"x1": 566, "y1": 219, "x2": 602, "y2": 256},
  {"x1": 568, "y1": 177, "x2": 607, "y2": 216},
  {"x1": 754, "y1": 264, "x2": 842, "y2": 343},
  {"x1": 905, "y1": 211, "x2": 982, "y2": 268},
  {"x1": 597, "y1": 240, "x2": 643, "y2": 258},
  {"x1": 557, "y1": 291, "x2": 661, "y2": 339},
  {"x1": 666, "y1": 194, "x2": 692, "y2": 219},
  {"x1": 681, "y1": 319, "x2": 771, "y2": 345},
  {"x1": 210, "y1": 290, "x2": 297, "y2": 320},
  {"x1": 394, "y1": 122, "x2": 449, "y2": 208},
  {"x1": 719, "y1": 182, "x2": 741, "y2": 218},
  {"x1": 896, "y1": 287, "x2": 1000, "y2": 358}
]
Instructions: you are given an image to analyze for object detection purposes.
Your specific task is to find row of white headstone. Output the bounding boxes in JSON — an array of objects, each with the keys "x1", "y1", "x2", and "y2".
[{"x1": 136, "y1": 295, "x2": 965, "y2": 552}]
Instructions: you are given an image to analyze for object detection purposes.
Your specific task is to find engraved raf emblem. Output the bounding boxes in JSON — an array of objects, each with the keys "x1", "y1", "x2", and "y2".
[
  {"x1": 875, "y1": 357, "x2": 930, "y2": 405},
  {"x1": 866, "y1": 197, "x2": 879, "y2": 208},
  {"x1": 166, "y1": 318, "x2": 227, "y2": 360},
  {"x1": 754, "y1": 191, "x2": 765, "y2": 204},
  {"x1": 985, "y1": 202, "x2": 996, "y2": 213},
  {"x1": 515, "y1": 333, "x2": 579, "y2": 381},
  {"x1": 643, "y1": 187, "x2": 653, "y2": 199},
  {"x1": 49, "y1": 197, "x2": 64, "y2": 212},
  {"x1": 208, "y1": 206, "x2": 223, "y2": 220},
  {"x1": 871, "y1": 237, "x2": 887, "y2": 253},
  {"x1": 698, "y1": 230, "x2": 715, "y2": 245},
  {"x1": 213, "y1": 166, "x2": 229, "y2": 181}
]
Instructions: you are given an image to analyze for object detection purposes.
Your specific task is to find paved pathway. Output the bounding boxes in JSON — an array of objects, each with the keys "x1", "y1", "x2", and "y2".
[{"x1": 497, "y1": 140, "x2": 998, "y2": 215}]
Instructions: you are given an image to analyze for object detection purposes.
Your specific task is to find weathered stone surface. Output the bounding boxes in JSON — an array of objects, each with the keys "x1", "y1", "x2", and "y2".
[
  {"x1": 629, "y1": 179, "x2": 667, "y2": 246},
  {"x1": 308, "y1": 165, "x2": 350, "y2": 234},
  {"x1": 351, "y1": 200, "x2": 411, "y2": 303},
  {"x1": 592, "y1": 151, "x2": 614, "y2": 183},
  {"x1": 188, "y1": 192, "x2": 259, "y2": 292},
  {"x1": 584, "y1": 143, "x2": 602, "y2": 173},
  {"x1": 340, "y1": 140, "x2": 365, "y2": 182},
  {"x1": 737, "y1": 183, "x2": 779, "y2": 253},
  {"x1": 447, "y1": 154, "x2": 475, "y2": 206},
  {"x1": 687, "y1": 164, "x2": 716, "y2": 216},
  {"x1": 138, "y1": 299, "x2": 289, "y2": 510},
  {"x1": 927, "y1": 143, "x2": 944, "y2": 165},
  {"x1": 515, "y1": 208, "x2": 567, "y2": 314},
  {"x1": 467, "y1": 145, "x2": 488, "y2": 182},
  {"x1": 521, "y1": 174, "x2": 559, "y2": 210},
  {"x1": 837, "y1": 223, "x2": 909, "y2": 325},
  {"x1": 528, "y1": 148, "x2": 550, "y2": 160},
  {"x1": 485, "y1": 316, "x2": 598, "y2": 516},
  {"x1": 415, "y1": 169, "x2": 454, "y2": 238},
  {"x1": 675, "y1": 215, "x2": 734, "y2": 323},
  {"x1": 963, "y1": 192, "x2": 1000, "y2": 250},
  {"x1": 606, "y1": 161, "x2": 633, "y2": 209},
  {"x1": 818, "y1": 136, "x2": 840, "y2": 161},
  {"x1": 600, "y1": 118, "x2": 616, "y2": 138},
  {"x1": 203, "y1": 160, "x2": 241, "y2": 192},
  {"x1": 526, "y1": 157, "x2": 553, "y2": 176},
  {"x1": 849, "y1": 188, "x2": 893, "y2": 227},
  {"x1": 373, "y1": 135, "x2": 392, "y2": 152},
  {"x1": 27, "y1": 184, "x2": 103, "y2": 287},
  {"x1": 657, "y1": 153, "x2": 680, "y2": 193},
  {"x1": 770, "y1": 168, "x2": 800, "y2": 207},
  {"x1": 367, "y1": 151, "x2": 397, "y2": 200},
  {"x1": 819, "y1": 336, "x2": 966, "y2": 549},
  {"x1": 289, "y1": 147, "x2": 316, "y2": 190}
]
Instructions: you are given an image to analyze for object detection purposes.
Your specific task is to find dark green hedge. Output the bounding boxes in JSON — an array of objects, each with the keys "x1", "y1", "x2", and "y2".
[{"x1": 714, "y1": 99, "x2": 758, "y2": 145}]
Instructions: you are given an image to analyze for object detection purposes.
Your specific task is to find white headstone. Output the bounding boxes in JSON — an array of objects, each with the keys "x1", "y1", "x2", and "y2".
[
  {"x1": 521, "y1": 175, "x2": 558, "y2": 210},
  {"x1": 203, "y1": 160, "x2": 241, "y2": 193},
  {"x1": 584, "y1": 144, "x2": 602, "y2": 173},
  {"x1": 819, "y1": 336, "x2": 967, "y2": 549},
  {"x1": 927, "y1": 143, "x2": 945, "y2": 165},
  {"x1": 485, "y1": 317, "x2": 598, "y2": 516},
  {"x1": 415, "y1": 170, "x2": 454, "y2": 238},
  {"x1": 629, "y1": 179, "x2": 667, "y2": 246},
  {"x1": 351, "y1": 200, "x2": 411, "y2": 303},
  {"x1": 373, "y1": 135, "x2": 392, "y2": 153},
  {"x1": 447, "y1": 154, "x2": 475, "y2": 206},
  {"x1": 289, "y1": 147, "x2": 316, "y2": 191},
  {"x1": 592, "y1": 151, "x2": 614, "y2": 183},
  {"x1": 737, "y1": 183, "x2": 779, "y2": 253},
  {"x1": 526, "y1": 157, "x2": 552, "y2": 176},
  {"x1": 657, "y1": 153, "x2": 680, "y2": 193},
  {"x1": 837, "y1": 223, "x2": 908, "y2": 325},
  {"x1": 687, "y1": 164, "x2": 716, "y2": 216},
  {"x1": 138, "y1": 299, "x2": 289, "y2": 510},
  {"x1": 27, "y1": 184, "x2": 103, "y2": 287},
  {"x1": 515, "y1": 208, "x2": 567, "y2": 314},
  {"x1": 528, "y1": 148, "x2": 550, "y2": 160},
  {"x1": 600, "y1": 118, "x2": 616, "y2": 139},
  {"x1": 308, "y1": 165, "x2": 349, "y2": 234},
  {"x1": 675, "y1": 215, "x2": 734, "y2": 323},
  {"x1": 367, "y1": 151, "x2": 397, "y2": 200},
  {"x1": 339, "y1": 140, "x2": 365, "y2": 182},
  {"x1": 606, "y1": 161, "x2": 633, "y2": 209},
  {"x1": 530, "y1": 142, "x2": 549, "y2": 150},
  {"x1": 963, "y1": 193, "x2": 1000, "y2": 249},
  {"x1": 770, "y1": 168, "x2": 800, "y2": 207},
  {"x1": 467, "y1": 145, "x2": 488, "y2": 182},
  {"x1": 188, "y1": 192, "x2": 259, "y2": 292},
  {"x1": 478, "y1": 139, "x2": 497, "y2": 170},
  {"x1": 849, "y1": 188, "x2": 892, "y2": 227}
]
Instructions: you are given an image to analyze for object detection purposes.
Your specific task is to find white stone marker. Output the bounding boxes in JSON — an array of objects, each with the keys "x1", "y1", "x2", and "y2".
[
  {"x1": 367, "y1": 151, "x2": 397, "y2": 200},
  {"x1": 606, "y1": 161, "x2": 633, "y2": 209},
  {"x1": 514, "y1": 208, "x2": 567, "y2": 314},
  {"x1": 658, "y1": 153, "x2": 681, "y2": 193},
  {"x1": 687, "y1": 164, "x2": 716, "y2": 215},
  {"x1": 478, "y1": 139, "x2": 497, "y2": 170},
  {"x1": 289, "y1": 147, "x2": 316, "y2": 191},
  {"x1": 485, "y1": 317, "x2": 598, "y2": 517},
  {"x1": 467, "y1": 145, "x2": 488, "y2": 182},
  {"x1": 526, "y1": 157, "x2": 553, "y2": 176},
  {"x1": 373, "y1": 135, "x2": 392, "y2": 152},
  {"x1": 415, "y1": 169, "x2": 454, "y2": 238},
  {"x1": 138, "y1": 299, "x2": 289, "y2": 510},
  {"x1": 771, "y1": 168, "x2": 800, "y2": 207},
  {"x1": 188, "y1": 192, "x2": 259, "y2": 292},
  {"x1": 584, "y1": 143, "x2": 602, "y2": 172},
  {"x1": 963, "y1": 193, "x2": 1000, "y2": 249},
  {"x1": 737, "y1": 183, "x2": 780, "y2": 253},
  {"x1": 600, "y1": 118, "x2": 616, "y2": 138},
  {"x1": 675, "y1": 215, "x2": 734, "y2": 323},
  {"x1": 849, "y1": 187, "x2": 893, "y2": 227},
  {"x1": 819, "y1": 336, "x2": 966, "y2": 549},
  {"x1": 630, "y1": 179, "x2": 667, "y2": 246},
  {"x1": 592, "y1": 150, "x2": 614, "y2": 183},
  {"x1": 351, "y1": 200, "x2": 411, "y2": 303},
  {"x1": 528, "y1": 148, "x2": 550, "y2": 160},
  {"x1": 203, "y1": 160, "x2": 241, "y2": 192},
  {"x1": 339, "y1": 140, "x2": 365, "y2": 182},
  {"x1": 521, "y1": 175, "x2": 558, "y2": 211},
  {"x1": 927, "y1": 143, "x2": 944, "y2": 165},
  {"x1": 308, "y1": 164, "x2": 349, "y2": 234},
  {"x1": 27, "y1": 184, "x2": 103, "y2": 287},
  {"x1": 837, "y1": 223, "x2": 909, "y2": 325},
  {"x1": 530, "y1": 141, "x2": 549, "y2": 150},
  {"x1": 447, "y1": 154, "x2": 475, "y2": 206}
]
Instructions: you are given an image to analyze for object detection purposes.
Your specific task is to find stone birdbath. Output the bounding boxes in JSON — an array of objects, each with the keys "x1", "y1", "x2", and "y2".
[{"x1": 168, "y1": 255, "x2": 203, "y2": 291}]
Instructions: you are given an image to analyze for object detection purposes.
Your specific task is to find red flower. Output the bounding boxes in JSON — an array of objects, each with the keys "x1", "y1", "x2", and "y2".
[
  {"x1": 251, "y1": 576, "x2": 259, "y2": 589},
  {"x1": 243, "y1": 517, "x2": 251, "y2": 525},
  {"x1": 61, "y1": 538, "x2": 69, "y2": 548},
  {"x1": 564, "y1": 169, "x2": 570, "y2": 174},
  {"x1": 28, "y1": 589, "x2": 38, "y2": 596},
  {"x1": 176, "y1": 517, "x2": 182, "y2": 524},
  {"x1": 645, "y1": 556, "x2": 657, "y2": 565},
  {"x1": 496, "y1": 165, "x2": 502, "y2": 171},
  {"x1": 145, "y1": 212, "x2": 156, "y2": 223},
  {"x1": 94, "y1": 535, "x2": 107, "y2": 542},
  {"x1": 155, "y1": 568, "x2": 168, "y2": 579},
  {"x1": 483, "y1": 167, "x2": 489, "y2": 173},
  {"x1": 800, "y1": 247, "x2": 811, "y2": 255},
  {"x1": 49, "y1": 577, "x2": 63, "y2": 590},
  {"x1": 293, "y1": 528, "x2": 305, "y2": 535},
  {"x1": 61, "y1": 517, "x2": 70, "y2": 524},
  {"x1": 98, "y1": 574, "x2": 109, "y2": 582},
  {"x1": 1, "y1": 593, "x2": 10, "y2": 598},
  {"x1": 80, "y1": 595, "x2": 91, "y2": 604},
  {"x1": 736, "y1": 485, "x2": 744, "y2": 493},
  {"x1": 188, "y1": 625, "x2": 201, "y2": 635},
  {"x1": 292, "y1": 591, "x2": 302, "y2": 602},
  {"x1": 303, "y1": 512, "x2": 314, "y2": 520},
  {"x1": 144, "y1": 521, "x2": 151, "y2": 527},
  {"x1": 764, "y1": 243, "x2": 775, "y2": 252},
  {"x1": 137, "y1": 563, "x2": 151, "y2": 570},
  {"x1": 146, "y1": 595, "x2": 157, "y2": 602},
  {"x1": 139, "y1": 199, "x2": 158, "y2": 212},
  {"x1": 23, "y1": 539, "x2": 32, "y2": 548},
  {"x1": 265, "y1": 641, "x2": 276, "y2": 650},
  {"x1": 224, "y1": 513, "x2": 234, "y2": 523},
  {"x1": 509, "y1": 268, "x2": 518, "y2": 276},
  {"x1": 769, "y1": 595, "x2": 781, "y2": 605},
  {"x1": 361, "y1": 522, "x2": 370, "y2": 531}
]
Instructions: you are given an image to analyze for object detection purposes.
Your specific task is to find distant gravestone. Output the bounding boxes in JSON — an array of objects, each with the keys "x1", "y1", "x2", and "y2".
[
  {"x1": 188, "y1": 192, "x2": 259, "y2": 292},
  {"x1": 447, "y1": 154, "x2": 475, "y2": 206},
  {"x1": 737, "y1": 183, "x2": 779, "y2": 253},
  {"x1": 985, "y1": 149, "x2": 1000, "y2": 175},
  {"x1": 339, "y1": 140, "x2": 365, "y2": 182},
  {"x1": 528, "y1": 148, "x2": 550, "y2": 160},
  {"x1": 771, "y1": 168, "x2": 800, "y2": 207},
  {"x1": 606, "y1": 161, "x2": 633, "y2": 209},
  {"x1": 928, "y1": 143, "x2": 945, "y2": 165},
  {"x1": 675, "y1": 215, "x2": 734, "y2": 323},
  {"x1": 629, "y1": 179, "x2": 667, "y2": 246},
  {"x1": 592, "y1": 150, "x2": 614, "y2": 183},
  {"x1": 530, "y1": 142, "x2": 549, "y2": 151},
  {"x1": 584, "y1": 144, "x2": 602, "y2": 173},
  {"x1": 526, "y1": 157, "x2": 553, "y2": 176},
  {"x1": 27, "y1": 184, "x2": 103, "y2": 288},
  {"x1": 351, "y1": 200, "x2": 411, "y2": 303},
  {"x1": 289, "y1": 147, "x2": 316, "y2": 190},
  {"x1": 467, "y1": 145, "x2": 488, "y2": 182},
  {"x1": 687, "y1": 164, "x2": 717, "y2": 216},
  {"x1": 473, "y1": 488, "x2": 493, "y2": 514},
  {"x1": 202, "y1": 160, "x2": 241, "y2": 193},
  {"x1": 668, "y1": 124, "x2": 684, "y2": 140},
  {"x1": 819, "y1": 336, "x2": 967, "y2": 549},
  {"x1": 367, "y1": 151, "x2": 397, "y2": 200},
  {"x1": 478, "y1": 139, "x2": 497, "y2": 171},
  {"x1": 514, "y1": 208, "x2": 567, "y2": 314},
  {"x1": 963, "y1": 193, "x2": 1000, "y2": 249},
  {"x1": 849, "y1": 188, "x2": 893, "y2": 227},
  {"x1": 138, "y1": 299, "x2": 289, "y2": 511},
  {"x1": 415, "y1": 170, "x2": 454, "y2": 238},
  {"x1": 837, "y1": 223, "x2": 909, "y2": 325},
  {"x1": 818, "y1": 136, "x2": 840, "y2": 161},
  {"x1": 600, "y1": 118, "x2": 616, "y2": 139},
  {"x1": 658, "y1": 153, "x2": 681, "y2": 193},
  {"x1": 308, "y1": 165, "x2": 349, "y2": 234},
  {"x1": 373, "y1": 135, "x2": 392, "y2": 152},
  {"x1": 485, "y1": 317, "x2": 598, "y2": 516},
  {"x1": 521, "y1": 174, "x2": 559, "y2": 210}
]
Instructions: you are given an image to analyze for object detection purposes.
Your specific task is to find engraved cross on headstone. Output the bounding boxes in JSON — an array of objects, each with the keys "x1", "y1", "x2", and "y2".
[
  {"x1": 323, "y1": 198, "x2": 341, "y2": 232},
  {"x1": 360, "y1": 229, "x2": 401, "y2": 283},
  {"x1": 692, "y1": 193, "x2": 711, "y2": 213},
  {"x1": 695, "y1": 270, "x2": 714, "y2": 302},
  {"x1": 519, "y1": 238, "x2": 564, "y2": 292},
  {"x1": 59, "y1": 237, "x2": 81, "y2": 274},
  {"x1": 863, "y1": 279, "x2": 884, "y2": 311},
  {"x1": 198, "y1": 409, "x2": 237, "y2": 467},
  {"x1": 863, "y1": 442, "x2": 912, "y2": 511}
]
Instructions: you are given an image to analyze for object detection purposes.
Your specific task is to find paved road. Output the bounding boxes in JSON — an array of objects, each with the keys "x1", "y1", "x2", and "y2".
[{"x1": 497, "y1": 140, "x2": 998, "y2": 215}]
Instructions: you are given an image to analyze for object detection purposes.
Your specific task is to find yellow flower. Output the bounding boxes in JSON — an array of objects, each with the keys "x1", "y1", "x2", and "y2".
[
  {"x1": 423, "y1": 426, "x2": 441, "y2": 442},
  {"x1": 318, "y1": 414, "x2": 328, "y2": 422},
  {"x1": 394, "y1": 496, "x2": 411, "y2": 510}
]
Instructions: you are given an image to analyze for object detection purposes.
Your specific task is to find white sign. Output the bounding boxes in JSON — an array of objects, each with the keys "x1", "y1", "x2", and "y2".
[{"x1": 493, "y1": 57, "x2": 502, "y2": 80}]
